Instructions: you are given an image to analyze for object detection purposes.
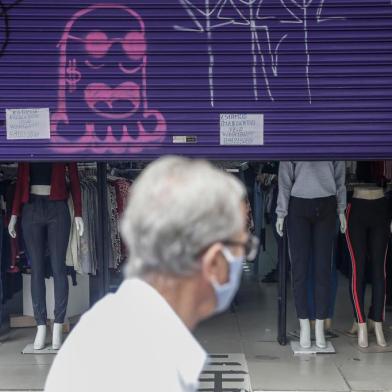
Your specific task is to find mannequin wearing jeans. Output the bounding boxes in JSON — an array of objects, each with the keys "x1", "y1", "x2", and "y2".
[
  {"x1": 276, "y1": 161, "x2": 347, "y2": 349},
  {"x1": 346, "y1": 186, "x2": 392, "y2": 348},
  {"x1": 8, "y1": 162, "x2": 83, "y2": 350}
]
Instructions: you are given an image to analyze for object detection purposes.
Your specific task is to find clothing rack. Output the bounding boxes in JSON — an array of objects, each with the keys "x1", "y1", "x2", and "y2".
[
  {"x1": 78, "y1": 165, "x2": 97, "y2": 178},
  {"x1": 0, "y1": 164, "x2": 18, "y2": 180}
]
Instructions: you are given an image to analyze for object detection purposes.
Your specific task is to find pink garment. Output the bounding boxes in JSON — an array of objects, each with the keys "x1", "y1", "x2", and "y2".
[{"x1": 113, "y1": 179, "x2": 132, "y2": 261}]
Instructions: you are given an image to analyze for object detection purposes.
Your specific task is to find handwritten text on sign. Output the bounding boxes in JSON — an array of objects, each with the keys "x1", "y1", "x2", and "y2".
[
  {"x1": 6, "y1": 108, "x2": 50, "y2": 140},
  {"x1": 220, "y1": 114, "x2": 264, "y2": 146}
]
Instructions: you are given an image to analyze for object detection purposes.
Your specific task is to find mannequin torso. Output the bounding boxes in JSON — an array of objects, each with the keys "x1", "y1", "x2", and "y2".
[
  {"x1": 30, "y1": 163, "x2": 52, "y2": 195},
  {"x1": 353, "y1": 186, "x2": 384, "y2": 200}
]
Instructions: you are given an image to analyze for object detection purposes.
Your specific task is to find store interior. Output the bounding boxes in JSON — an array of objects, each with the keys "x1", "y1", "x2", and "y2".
[{"x1": 0, "y1": 160, "x2": 391, "y2": 391}]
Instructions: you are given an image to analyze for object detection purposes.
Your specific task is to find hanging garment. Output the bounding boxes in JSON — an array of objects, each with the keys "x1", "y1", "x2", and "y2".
[{"x1": 66, "y1": 196, "x2": 82, "y2": 274}]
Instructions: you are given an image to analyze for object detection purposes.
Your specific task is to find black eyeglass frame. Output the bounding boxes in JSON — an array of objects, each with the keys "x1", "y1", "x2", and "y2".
[{"x1": 221, "y1": 234, "x2": 260, "y2": 261}]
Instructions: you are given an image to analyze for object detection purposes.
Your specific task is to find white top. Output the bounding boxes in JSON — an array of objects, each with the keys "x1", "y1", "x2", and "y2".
[{"x1": 45, "y1": 278, "x2": 207, "y2": 392}]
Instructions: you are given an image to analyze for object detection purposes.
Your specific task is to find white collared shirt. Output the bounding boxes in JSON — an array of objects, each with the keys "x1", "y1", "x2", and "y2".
[{"x1": 45, "y1": 279, "x2": 207, "y2": 392}]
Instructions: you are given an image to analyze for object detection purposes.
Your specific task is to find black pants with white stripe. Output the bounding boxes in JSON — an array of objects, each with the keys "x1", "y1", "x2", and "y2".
[
  {"x1": 287, "y1": 196, "x2": 337, "y2": 320},
  {"x1": 346, "y1": 198, "x2": 390, "y2": 323}
]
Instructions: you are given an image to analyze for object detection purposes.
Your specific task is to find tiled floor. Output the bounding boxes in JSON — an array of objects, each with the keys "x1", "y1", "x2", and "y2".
[
  {"x1": 0, "y1": 328, "x2": 52, "y2": 390},
  {"x1": 195, "y1": 270, "x2": 392, "y2": 392},
  {"x1": 0, "y1": 270, "x2": 391, "y2": 391}
]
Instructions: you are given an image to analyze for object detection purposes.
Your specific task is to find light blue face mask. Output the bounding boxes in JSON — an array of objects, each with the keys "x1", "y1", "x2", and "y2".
[{"x1": 211, "y1": 247, "x2": 244, "y2": 314}]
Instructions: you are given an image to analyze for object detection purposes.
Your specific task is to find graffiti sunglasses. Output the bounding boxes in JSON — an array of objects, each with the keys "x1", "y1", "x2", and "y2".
[{"x1": 68, "y1": 31, "x2": 146, "y2": 61}]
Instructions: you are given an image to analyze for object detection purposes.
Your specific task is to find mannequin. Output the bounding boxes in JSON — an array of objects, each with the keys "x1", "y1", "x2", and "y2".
[
  {"x1": 346, "y1": 185, "x2": 392, "y2": 348},
  {"x1": 8, "y1": 162, "x2": 83, "y2": 350},
  {"x1": 276, "y1": 161, "x2": 347, "y2": 349}
]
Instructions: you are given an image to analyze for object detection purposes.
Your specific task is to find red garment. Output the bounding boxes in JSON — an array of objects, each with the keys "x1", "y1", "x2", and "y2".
[{"x1": 12, "y1": 163, "x2": 82, "y2": 217}]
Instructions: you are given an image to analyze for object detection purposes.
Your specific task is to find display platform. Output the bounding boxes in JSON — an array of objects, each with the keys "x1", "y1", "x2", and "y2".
[
  {"x1": 290, "y1": 340, "x2": 336, "y2": 355},
  {"x1": 22, "y1": 344, "x2": 58, "y2": 355}
]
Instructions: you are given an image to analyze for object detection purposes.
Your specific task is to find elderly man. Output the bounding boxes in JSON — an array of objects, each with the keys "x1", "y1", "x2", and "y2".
[{"x1": 44, "y1": 156, "x2": 258, "y2": 392}]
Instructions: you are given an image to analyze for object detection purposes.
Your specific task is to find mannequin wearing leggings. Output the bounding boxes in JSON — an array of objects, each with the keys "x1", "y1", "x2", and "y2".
[{"x1": 346, "y1": 186, "x2": 392, "y2": 348}]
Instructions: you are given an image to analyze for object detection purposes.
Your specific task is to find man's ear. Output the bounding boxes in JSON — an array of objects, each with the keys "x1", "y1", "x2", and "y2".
[{"x1": 200, "y1": 243, "x2": 223, "y2": 281}]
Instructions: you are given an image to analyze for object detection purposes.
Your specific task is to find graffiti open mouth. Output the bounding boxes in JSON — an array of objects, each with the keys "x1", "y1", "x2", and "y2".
[{"x1": 84, "y1": 81, "x2": 140, "y2": 119}]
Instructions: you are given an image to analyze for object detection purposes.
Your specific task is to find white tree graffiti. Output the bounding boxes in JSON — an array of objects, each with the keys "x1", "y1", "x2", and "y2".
[
  {"x1": 174, "y1": 0, "x2": 345, "y2": 105},
  {"x1": 215, "y1": 0, "x2": 276, "y2": 102},
  {"x1": 280, "y1": 0, "x2": 345, "y2": 103}
]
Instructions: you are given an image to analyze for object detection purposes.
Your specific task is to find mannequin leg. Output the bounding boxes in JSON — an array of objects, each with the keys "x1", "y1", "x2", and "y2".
[
  {"x1": 52, "y1": 323, "x2": 63, "y2": 350},
  {"x1": 367, "y1": 318, "x2": 375, "y2": 333},
  {"x1": 348, "y1": 320, "x2": 358, "y2": 335},
  {"x1": 346, "y1": 203, "x2": 367, "y2": 326},
  {"x1": 312, "y1": 198, "x2": 336, "y2": 347},
  {"x1": 47, "y1": 200, "x2": 71, "y2": 348},
  {"x1": 21, "y1": 201, "x2": 48, "y2": 348},
  {"x1": 315, "y1": 319, "x2": 326, "y2": 349},
  {"x1": 313, "y1": 221, "x2": 335, "y2": 320},
  {"x1": 327, "y1": 227, "x2": 339, "y2": 330},
  {"x1": 34, "y1": 325, "x2": 47, "y2": 350},
  {"x1": 287, "y1": 199, "x2": 312, "y2": 321},
  {"x1": 358, "y1": 322, "x2": 368, "y2": 348},
  {"x1": 368, "y1": 217, "x2": 389, "y2": 347},
  {"x1": 287, "y1": 199, "x2": 314, "y2": 348},
  {"x1": 374, "y1": 322, "x2": 387, "y2": 347},
  {"x1": 299, "y1": 319, "x2": 311, "y2": 348}
]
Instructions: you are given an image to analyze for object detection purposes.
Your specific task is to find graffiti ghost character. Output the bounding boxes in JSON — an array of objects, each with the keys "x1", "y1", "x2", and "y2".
[{"x1": 51, "y1": 4, "x2": 166, "y2": 154}]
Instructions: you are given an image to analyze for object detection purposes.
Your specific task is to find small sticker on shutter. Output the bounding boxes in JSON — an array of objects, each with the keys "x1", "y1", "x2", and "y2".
[
  {"x1": 173, "y1": 136, "x2": 198, "y2": 144},
  {"x1": 6, "y1": 108, "x2": 51, "y2": 140},
  {"x1": 220, "y1": 113, "x2": 264, "y2": 146}
]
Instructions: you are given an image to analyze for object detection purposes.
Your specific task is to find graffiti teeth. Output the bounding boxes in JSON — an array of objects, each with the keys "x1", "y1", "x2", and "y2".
[{"x1": 94, "y1": 123, "x2": 107, "y2": 141}]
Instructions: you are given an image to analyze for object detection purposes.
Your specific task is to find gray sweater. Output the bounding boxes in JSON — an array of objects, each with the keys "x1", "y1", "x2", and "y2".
[{"x1": 276, "y1": 161, "x2": 347, "y2": 219}]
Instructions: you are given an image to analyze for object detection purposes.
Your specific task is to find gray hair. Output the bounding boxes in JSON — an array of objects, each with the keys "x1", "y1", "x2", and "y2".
[{"x1": 121, "y1": 156, "x2": 246, "y2": 278}]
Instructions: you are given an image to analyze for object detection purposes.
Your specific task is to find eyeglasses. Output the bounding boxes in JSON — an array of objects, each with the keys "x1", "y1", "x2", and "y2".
[{"x1": 222, "y1": 234, "x2": 260, "y2": 261}]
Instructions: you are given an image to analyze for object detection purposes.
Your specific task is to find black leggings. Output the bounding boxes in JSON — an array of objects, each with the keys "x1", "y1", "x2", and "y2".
[
  {"x1": 346, "y1": 197, "x2": 390, "y2": 323},
  {"x1": 22, "y1": 195, "x2": 71, "y2": 325},
  {"x1": 287, "y1": 196, "x2": 337, "y2": 320}
]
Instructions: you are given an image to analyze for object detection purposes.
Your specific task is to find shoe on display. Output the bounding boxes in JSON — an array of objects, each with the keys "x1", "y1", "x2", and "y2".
[
  {"x1": 299, "y1": 319, "x2": 311, "y2": 349},
  {"x1": 34, "y1": 325, "x2": 47, "y2": 350},
  {"x1": 358, "y1": 323, "x2": 368, "y2": 348},
  {"x1": 374, "y1": 322, "x2": 387, "y2": 347},
  {"x1": 315, "y1": 319, "x2": 327, "y2": 349},
  {"x1": 52, "y1": 323, "x2": 63, "y2": 350}
]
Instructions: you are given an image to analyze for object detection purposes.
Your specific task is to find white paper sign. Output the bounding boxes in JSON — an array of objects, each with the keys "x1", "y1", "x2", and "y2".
[
  {"x1": 6, "y1": 108, "x2": 50, "y2": 140},
  {"x1": 220, "y1": 113, "x2": 264, "y2": 145}
]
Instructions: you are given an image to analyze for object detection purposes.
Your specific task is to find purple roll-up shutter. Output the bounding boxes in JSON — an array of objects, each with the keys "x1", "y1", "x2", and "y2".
[{"x1": 0, "y1": 0, "x2": 391, "y2": 160}]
